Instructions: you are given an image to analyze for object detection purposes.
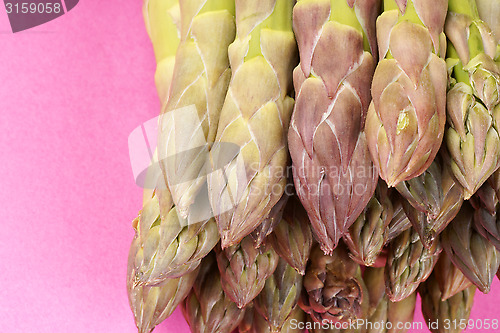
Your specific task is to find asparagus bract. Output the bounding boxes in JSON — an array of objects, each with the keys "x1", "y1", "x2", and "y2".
[
  {"x1": 473, "y1": 178, "x2": 500, "y2": 250},
  {"x1": 344, "y1": 181, "x2": 393, "y2": 266},
  {"x1": 385, "y1": 193, "x2": 412, "y2": 244},
  {"x1": 215, "y1": 236, "x2": 279, "y2": 308},
  {"x1": 251, "y1": 191, "x2": 290, "y2": 248},
  {"x1": 395, "y1": 157, "x2": 464, "y2": 248},
  {"x1": 300, "y1": 243, "x2": 364, "y2": 324},
  {"x1": 182, "y1": 254, "x2": 246, "y2": 333},
  {"x1": 289, "y1": 0, "x2": 380, "y2": 254},
  {"x1": 269, "y1": 195, "x2": 313, "y2": 275},
  {"x1": 159, "y1": 0, "x2": 236, "y2": 217},
  {"x1": 366, "y1": 0, "x2": 448, "y2": 186},
  {"x1": 441, "y1": 201, "x2": 500, "y2": 293},
  {"x1": 444, "y1": 0, "x2": 500, "y2": 199},
  {"x1": 254, "y1": 258, "x2": 304, "y2": 332},
  {"x1": 419, "y1": 273, "x2": 476, "y2": 333},
  {"x1": 385, "y1": 227, "x2": 441, "y2": 301}
]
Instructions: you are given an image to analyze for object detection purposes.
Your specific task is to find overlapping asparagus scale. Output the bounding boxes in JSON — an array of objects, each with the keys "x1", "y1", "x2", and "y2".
[
  {"x1": 385, "y1": 193, "x2": 412, "y2": 244},
  {"x1": 434, "y1": 252, "x2": 473, "y2": 300},
  {"x1": 289, "y1": 0, "x2": 379, "y2": 255},
  {"x1": 254, "y1": 258, "x2": 304, "y2": 332},
  {"x1": 269, "y1": 195, "x2": 313, "y2": 275},
  {"x1": 127, "y1": 193, "x2": 199, "y2": 333},
  {"x1": 385, "y1": 227, "x2": 441, "y2": 302},
  {"x1": 158, "y1": 0, "x2": 236, "y2": 217},
  {"x1": 300, "y1": 243, "x2": 364, "y2": 324},
  {"x1": 251, "y1": 192, "x2": 290, "y2": 248},
  {"x1": 182, "y1": 254, "x2": 246, "y2": 333},
  {"x1": 242, "y1": 305, "x2": 306, "y2": 333},
  {"x1": 132, "y1": 186, "x2": 219, "y2": 285},
  {"x1": 207, "y1": 0, "x2": 297, "y2": 248},
  {"x1": 473, "y1": 181, "x2": 500, "y2": 250},
  {"x1": 215, "y1": 236, "x2": 279, "y2": 308},
  {"x1": 419, "y1": 273, "x2": 476, "y2": 333},
  {"x1": 441, "y1": 201, "x2": 500, "y2": 293},
  {"x1": 366, "y1": 0, "x2": 448, "y2": 186},
  {"x1": 343, "y1": 181, "x2": 393, "y2": 266},
  {"x1": 364, "y1": 267, "x2": 417, "y2": 333},
  {"x1": 143, "y1": 0, "x2": 180, "y2": 105},
  {"x1": 475, "y1": 0, "x2": 500, "y2": 54},
  {"x1": 395, "y1": 158, "x2": 463, "y2": 248},
  {"x1": 444, "y1": 0, "x2": 500, "y2": 199}
]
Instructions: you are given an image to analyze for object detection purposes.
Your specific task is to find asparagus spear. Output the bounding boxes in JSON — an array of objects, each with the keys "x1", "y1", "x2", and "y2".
[
  {"x1": 395, "y1": 157, "x2": 464, "y2": 248},
  {"x1": 365, "y1": 0, "x2": 448, "y2": 186},
  {"x1": 215, "y1": 236, "x2": 279, "y2": 308},
  {"x1": 300, "y1": 243, "x2": 364, "y2": 324},
  {"x1": 254, "y1": 258, "x2": 304, "y2": 332},
  {"x1": 289, "y1": 0, "x2": 380, "y2": 254},
  {"x1": 364, "y1": 267, "x2": 417, "y2": 333},
  {"x1": 434, "y1": 253, "x2": 473, "y2": 301},
  {"x1": 158, "y1": 0, "x2": 236, "y2": 217},
  {"x1": 127, "y1": 190, "x2": 198, "y2": 333},
  {"x1": 384, "y1": 227, "x2": 441, "y2": 302},
  {"x1": 343, "y1": 181, "x2": 393, "y2": 266},
  {"x1": 182, "y1": 253, "x2": 246, "y2": 333},
  {"x1": 207, "y1": 0, "x2": 298, "y2": 248},
  {"x1": 419, "y1": 272, "x2": 476, "y2": 333},
  {"x1": 269, "y1": 194, "x2": 313, "y2": 275},
  {"x1": 441, "y1": 201, "x2": 500, "y2": 293},
  {"x1": 444, "y1": 0, "x2": 500, "y2": 199}
]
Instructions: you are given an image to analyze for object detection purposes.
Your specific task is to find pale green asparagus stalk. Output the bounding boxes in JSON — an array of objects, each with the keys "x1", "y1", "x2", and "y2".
[
  {"x1": 158, "y1": 0, "x2": 236, "y2": 218},
  {"x1": 208, "y1": 0, "x2": 298, "y2": 248},
  {"x1": 444, "y1": 0, "x2": 500, "y2": 199},
  {"x1": 143, "y1": 0, "x2": 180, "y2": 105}
]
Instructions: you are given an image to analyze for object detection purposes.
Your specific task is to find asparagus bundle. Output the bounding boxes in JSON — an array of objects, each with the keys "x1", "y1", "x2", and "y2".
[
  {"x1": 289, "y1": 0, "x2": 380, "y2": 255},
  {"x1": 444, "y1": 0, "x2": 500, "y2": 199},
  {"x1": 365, "y1": 0, "x2": 448, "y2": 186},
  {"x1": 207, "y1": 0, "x2": 297, "y2": 248},
  {"x1": 158, "y1": 0, "x2": 236, "y2": 217},
  {"x1": 130, "y1": 1, "x2": 500, "y2": 332}
]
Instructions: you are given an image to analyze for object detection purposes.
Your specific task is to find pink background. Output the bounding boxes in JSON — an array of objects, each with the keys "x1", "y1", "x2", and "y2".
[{"x1": 0, "y1": 1, "x2": 498, "y2": 332}]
